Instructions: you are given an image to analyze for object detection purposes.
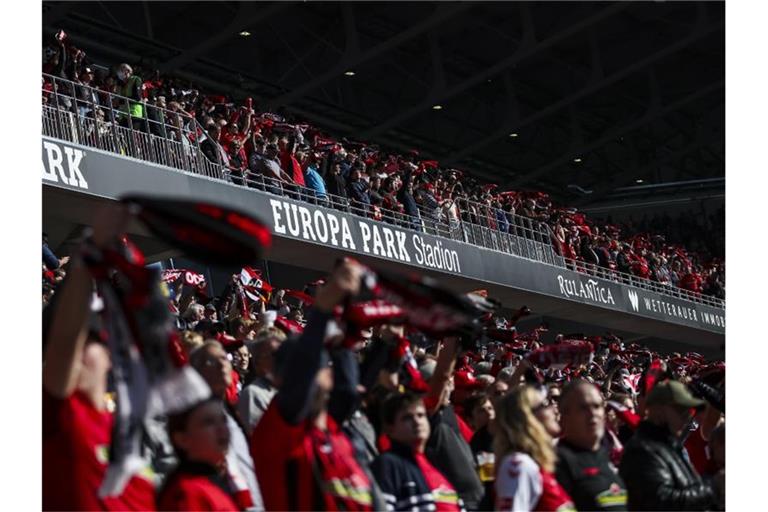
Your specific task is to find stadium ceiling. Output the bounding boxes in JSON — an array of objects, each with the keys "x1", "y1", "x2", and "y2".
[{"x1": 44, "y1": 1, "x2": 724, "y2": 206}]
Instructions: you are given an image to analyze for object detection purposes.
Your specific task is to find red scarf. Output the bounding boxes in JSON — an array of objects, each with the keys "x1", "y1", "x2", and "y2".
[{"x1": 305, "y1": 422, "x2": 373, "y2": 511}]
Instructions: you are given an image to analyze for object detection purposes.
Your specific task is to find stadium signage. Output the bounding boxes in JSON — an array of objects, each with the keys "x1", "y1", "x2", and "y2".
[
  {"x1": 41, "y1": 136, "x2": 724, "y2": 336},
  {"x1": 268, "y1": 199, "x2": 461, "y2": 273},
  {"x1": 557, "y1": 275, "x2": 615, "y2": 305},
  {"x1": 625, "y1": 289, "x2": 725, "y2": 328},
  {"x1": 42, "y1": 140, "x2": 89, "y2": 189}
]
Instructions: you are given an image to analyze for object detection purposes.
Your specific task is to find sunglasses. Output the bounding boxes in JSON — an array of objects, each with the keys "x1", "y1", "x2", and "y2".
[{"x1": 533, "y1": 398, "x2": 554, "y2": 412}]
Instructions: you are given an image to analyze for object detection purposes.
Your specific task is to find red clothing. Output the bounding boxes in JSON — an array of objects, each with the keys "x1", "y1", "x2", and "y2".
[
  {"x1": 631, "y1": 258, "x2": 650, "y2": 279},
  {"x1": 685, "y1": 426, "x2": 717, "y2": 476},
  {"x1": 563, "y1": 243, "x2": 577, "y2": 261},
  {"x1": 220, "y1": 132, "x2": 247, "y2": 169},
  {"x1": 158, "y1": 467, "x2": 239, "y2": 512},
  {"x1": 251, "y1": 402, "x2": 373, "y2": 511},
  {"x1": 225, "y1": 371, "x2": 240, "y2": 405},
  {"x1": 378, "y1": 433, "x2": 392, "y2": 453},
  {"x1": 455, "y1": 411, "x2": 475, "y2": 443},
  {"x1": 413, "y1": 451, "x2": 463, "y2": 511},
  {"x1": 43, "y1": 390, "x2": 156, "y2": 511},
  {"x1": 495, "y1": 452, "x2": 574, "y2": 512},
  {"x1": 280, "y1": 151, "x2": 306, "y2": 187},
  {"x1": 680, "y1": 273, "x2": 703, "y2": 293},
  {"x1": 383, "y1": 193, "x2": 404, "y2": 214}
]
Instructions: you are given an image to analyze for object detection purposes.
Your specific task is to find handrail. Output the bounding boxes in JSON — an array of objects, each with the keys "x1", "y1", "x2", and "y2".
[
  {"x1": 43, "y1": 73, "x2": 223, "y2": 180},
  {"x1": 559, "y1": 257, "x2": 725, "y2": 308},
  {"x1": 41, "y1": 73, "x2": 724, "y2": 310}
]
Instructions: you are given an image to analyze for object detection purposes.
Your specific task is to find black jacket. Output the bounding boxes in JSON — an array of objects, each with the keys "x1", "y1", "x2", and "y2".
[
  {"x1": 619, "y1": 421, "x2": 716, "y2": 511},
  {"x1": 347, "y1": 179, "x2": 371, "y2": 206}
]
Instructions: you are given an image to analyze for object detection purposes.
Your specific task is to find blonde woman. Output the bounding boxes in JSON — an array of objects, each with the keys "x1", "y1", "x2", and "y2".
[{"x1": 494, "y1": 385, "x2": 575, "y2": 512}]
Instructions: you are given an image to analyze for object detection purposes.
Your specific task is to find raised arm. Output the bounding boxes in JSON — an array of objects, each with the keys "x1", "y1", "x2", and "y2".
[
  {"x1": 42, "y1": 261, "x2": 92, "y2": 399},
  {"x1": 43, "y1": 205, "x2": 129, "y2": 398},
  {"x1": 328, "y1": 347, "x2": 360, "y2": 424},
  {"x1": 275, "y1": 260, "x2": 363, "y2": 424},
  {"x1": 425, "y1": 336, "x2": 459, "y2": 415},
  {"x1": 275, "y1": 307, "x2": 331, "y2": 424},
  {"x1": 241, "y1": 108, "x2": 253, "y2": 138}
]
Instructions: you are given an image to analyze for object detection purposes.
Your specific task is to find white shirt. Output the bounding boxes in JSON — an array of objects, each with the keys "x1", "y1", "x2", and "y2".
[{"x1": 495, "y1": 452, "x2": 543, "y2": 512}]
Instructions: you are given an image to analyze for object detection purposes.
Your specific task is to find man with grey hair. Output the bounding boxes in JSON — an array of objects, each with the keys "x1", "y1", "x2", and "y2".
[
  {"x1": 182, "y1": 303, "x2": 204, "y2": 329},
  {"x1": 495, "y1": 365, "x2": 517, "y2": 385},
  {"x1": 475, "y1": 374, "x2": 495, "y2": 389},
  {"x1": 190, "y1": 341, "x2": 264, "y2": 510},
  {"x1": 474, "y1": 361, "x2": 493, "y2": 375}
]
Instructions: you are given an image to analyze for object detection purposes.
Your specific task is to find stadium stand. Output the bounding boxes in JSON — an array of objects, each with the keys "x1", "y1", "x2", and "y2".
[
  {"x1": 42, "y1": 30, "x2": 724, "y2": 305},
  {"x1": 42, "y1": 17, "x2": 724, "y2": 512}
]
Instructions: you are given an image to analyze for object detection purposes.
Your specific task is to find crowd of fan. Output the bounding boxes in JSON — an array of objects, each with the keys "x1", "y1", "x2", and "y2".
[
  {"x1": 42, "y1": 224, "x2": 725, "y2": 511},
  {"x1": 42, "y1": 30, "x2": 724, "y2": 301}
]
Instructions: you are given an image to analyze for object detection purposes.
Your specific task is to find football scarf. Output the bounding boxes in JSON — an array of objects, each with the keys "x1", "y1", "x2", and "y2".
[
  {"x1": 83, "y1": 237, "x2": 211, "y2": 498},
  {"x1": 527, "y1": 341, "x2": 594, "y2": 370},
  {"x1": 91, "y1": 196, "x2": 272, "y2": 496}
]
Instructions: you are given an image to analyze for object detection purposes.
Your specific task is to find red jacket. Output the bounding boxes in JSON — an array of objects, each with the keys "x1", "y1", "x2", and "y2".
[
  {"x1": 252, "y1": 402, "x2": 373, "y2": 511},
  {"x1": 43, "y1": 390, "x2": 156, "y2": 511},
  {"x1": 280, "y1": 150, "x2": 306, "y2": 187},
  {"x1": 158, "y1": 462, "x2": 239, "y2": 511}
]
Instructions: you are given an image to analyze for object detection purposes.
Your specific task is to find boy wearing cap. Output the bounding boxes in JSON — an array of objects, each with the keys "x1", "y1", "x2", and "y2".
[{"x1": 619, "y1": 380, "x2": 722, "y2": 511}]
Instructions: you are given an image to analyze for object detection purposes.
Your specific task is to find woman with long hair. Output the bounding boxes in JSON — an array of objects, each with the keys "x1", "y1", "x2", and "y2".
[
  {"x1": 158, "y1": 398, "x2": 242, "y2": 511},
  {"x1": 493, "y1": 385, "x2": 575, "y2": 512}
]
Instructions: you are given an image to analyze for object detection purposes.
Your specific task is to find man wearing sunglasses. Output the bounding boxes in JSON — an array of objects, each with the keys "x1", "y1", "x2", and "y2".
[{"x1": 619, "y1": 380, "x2": 721, "y2": 510}]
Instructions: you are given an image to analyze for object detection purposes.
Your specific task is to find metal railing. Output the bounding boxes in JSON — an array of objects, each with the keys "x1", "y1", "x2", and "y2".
[
  {"x1": 41, "y1": 73, "x2": 724, "y2": 310},
  {"x1": 559, "y1": 258, "x2": 724, "y2": 308},
  {"x1": 42, "y1": 74, "x2": 222, "y2": 180}
]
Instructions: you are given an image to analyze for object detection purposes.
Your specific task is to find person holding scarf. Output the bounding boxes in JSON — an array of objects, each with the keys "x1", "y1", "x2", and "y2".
[{"x1": 251, "y1": 260, "x2": 376, "y2": 511}]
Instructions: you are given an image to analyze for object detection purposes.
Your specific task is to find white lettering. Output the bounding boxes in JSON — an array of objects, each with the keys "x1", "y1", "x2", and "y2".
[
  {"x1": 313, "y1": 210, "x2": 329, "y2": 243},
  {"x1": 413, "y1": 234, "x2": 424, "y2": 265},
  {"x1": 359, "y1": 221, "x2": 372, "y2": 253},
  {"x1": 298, "y1": 207, "x2": 317, "y2": 241},
  {"x1": 270, "y1": 199, "x2": 286, "y2": 235},
  {"x1": 382, "y1": 227, "x2": 397, "y2": 259},
  {"x1": 372, "y1": 225, "x2": 386, "y2": 256},
  {"x1": 556, "y1": 275, "x2": 614, "y2": 305},
  {"x1": 341, "y1": 218, "x2": 356, "y2": 250},
  {"x1": 444, "y1": 248, "x2": 453, "y2": 271},
  {"x1": 425, "y1": 243, "x2": 435, "y2": 267},
  {"x1": 42, "y1": 141, "x2": 70, "y2": 184},
  {"x1": 285, "y1": 204, "x2": 301, "y2": 236},
  {"x1": 396, "y1": 231, "x2": 411, "y2": 262},
  {"x1": 63, "y1": 147, "x2": 88, "y2": 189},
  {"x1": 451, "y1": 250, "x2": 461, "y2": 273},
  {"x1": 327, "y1": 214, "x2": 340, "y2": 246}
]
